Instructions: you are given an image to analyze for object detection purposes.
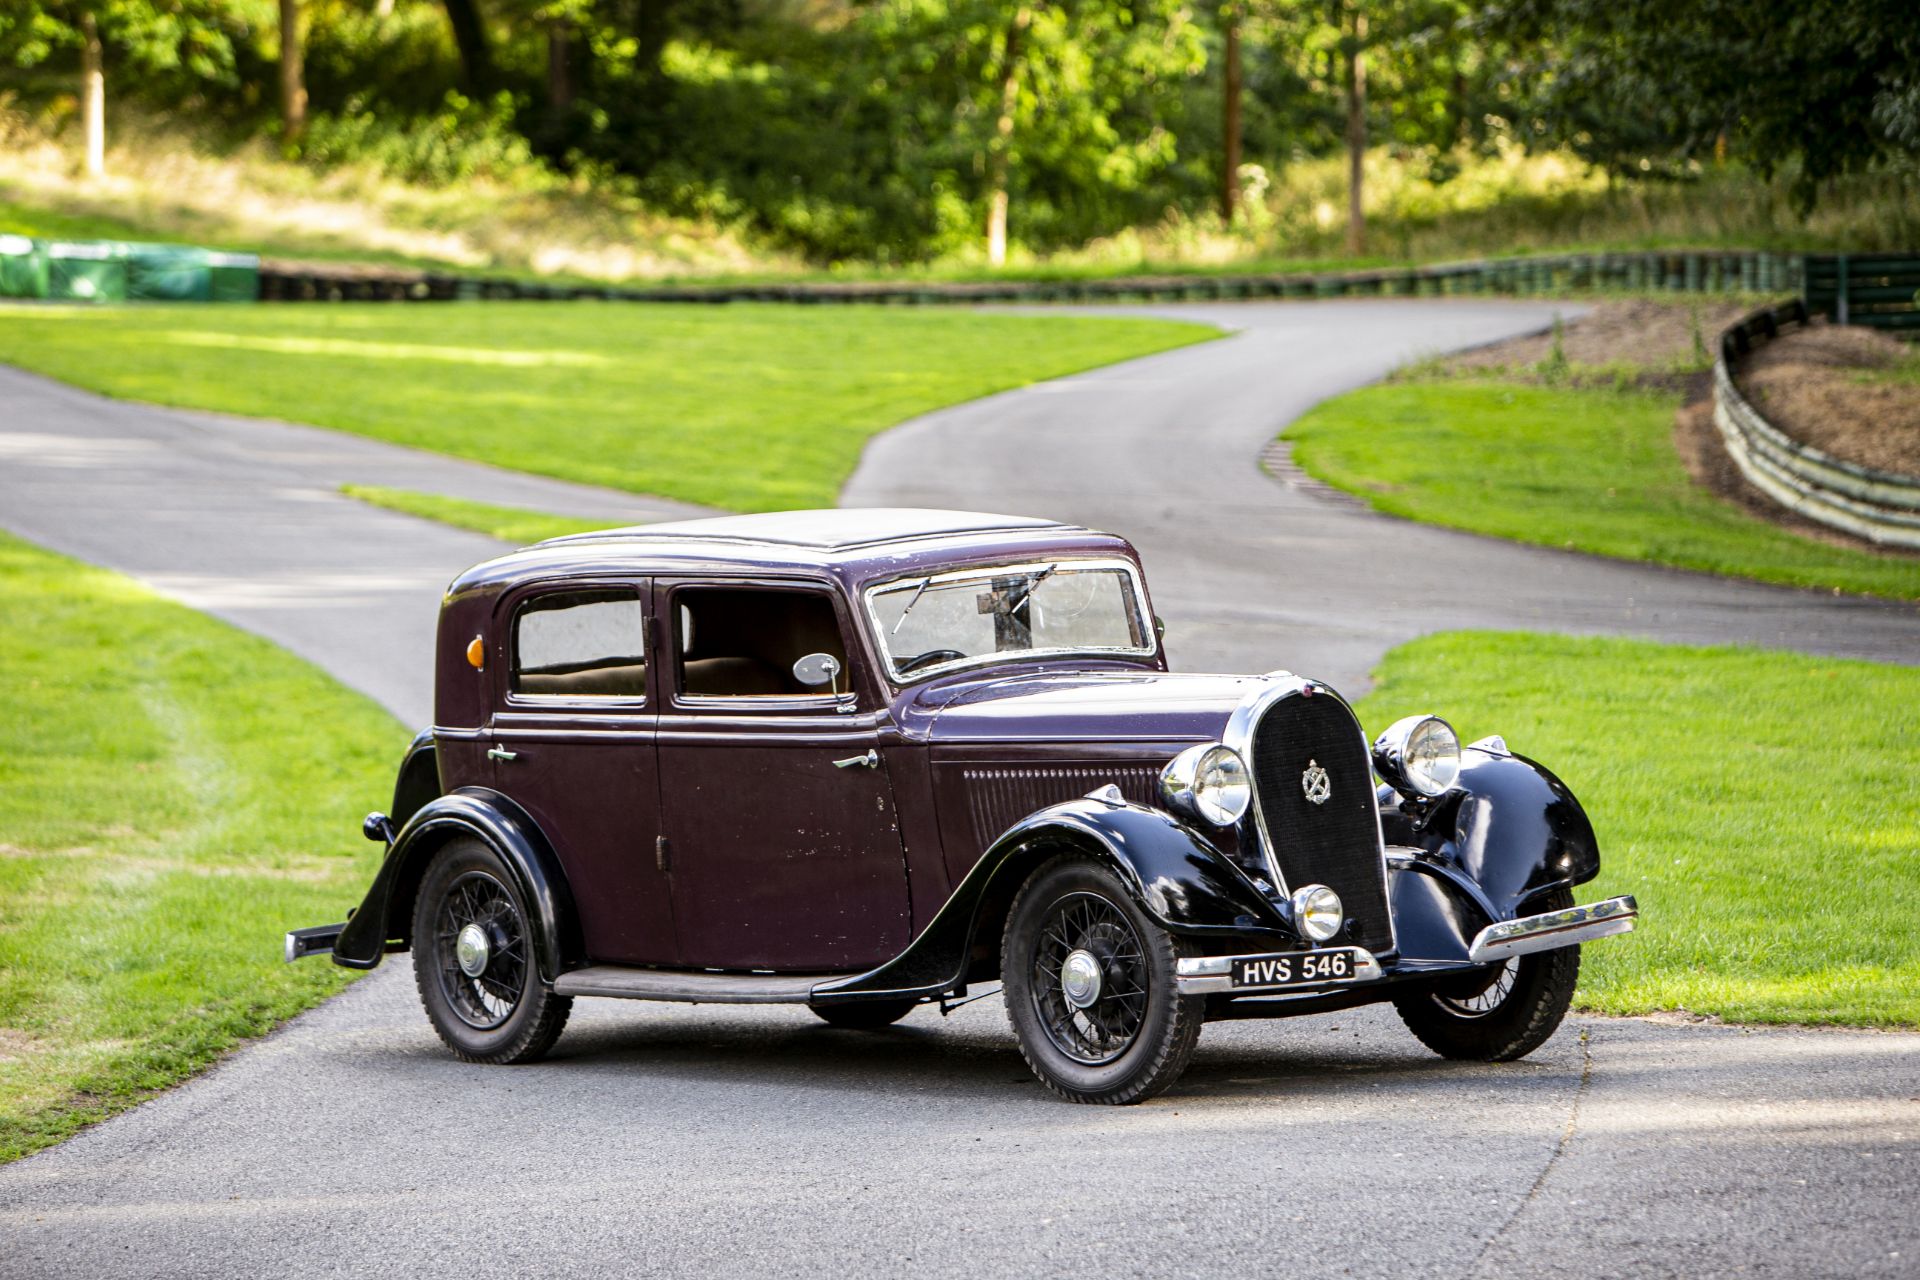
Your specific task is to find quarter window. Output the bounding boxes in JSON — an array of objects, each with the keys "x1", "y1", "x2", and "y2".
[{"x1": 512, "y1": 590, "x2": 647, "y2": 699}]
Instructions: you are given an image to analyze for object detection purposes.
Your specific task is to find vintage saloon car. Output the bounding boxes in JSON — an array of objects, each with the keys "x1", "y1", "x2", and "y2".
[{"x1": 289, "y1": 509, "x2": 1637, "y2": 1104}]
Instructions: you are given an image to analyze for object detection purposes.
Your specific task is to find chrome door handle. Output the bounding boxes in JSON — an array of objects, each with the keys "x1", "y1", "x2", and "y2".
[
  {"x1": 487, "y1": 746, "x2": 519, "y2": 762},
  {"x1": 833, "y1": 749, "x2": 879, "y2": 770}
]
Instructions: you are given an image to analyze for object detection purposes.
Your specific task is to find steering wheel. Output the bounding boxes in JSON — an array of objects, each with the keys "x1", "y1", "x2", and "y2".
[{"x1": 899, "y1": 648, "x2": 968, "y2": 674}]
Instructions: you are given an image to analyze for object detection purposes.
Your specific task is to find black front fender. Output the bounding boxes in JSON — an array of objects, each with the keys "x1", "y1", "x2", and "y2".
[
  {"x1": 331, "y1": 788, "x2": 584, "y2": 981},
  {"x1": 1377, "y1": 747, "x2": 1600, "y2": 961},
  {"x1": 816, "y1": 796, "x2": 1292, "y2": 1003}
]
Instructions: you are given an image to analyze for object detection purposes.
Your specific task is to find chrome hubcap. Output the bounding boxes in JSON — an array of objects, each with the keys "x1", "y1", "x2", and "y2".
[
  {"x1": 455, "y1": 923, "x2": 491, "y2": 978},
  {"x1": 1060, "y1": 949, "x2": 1103, "y2": 1010}
]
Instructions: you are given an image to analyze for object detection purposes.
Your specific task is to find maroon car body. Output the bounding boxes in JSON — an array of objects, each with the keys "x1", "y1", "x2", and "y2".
[{"x1": 290, "y1": 508, "x2": 1637, "y2": 1103}]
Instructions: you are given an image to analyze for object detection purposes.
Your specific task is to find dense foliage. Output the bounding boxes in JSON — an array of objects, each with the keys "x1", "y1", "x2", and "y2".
[{"x1": 1, "y1": 0, "x2": 1914, "y2": 262}]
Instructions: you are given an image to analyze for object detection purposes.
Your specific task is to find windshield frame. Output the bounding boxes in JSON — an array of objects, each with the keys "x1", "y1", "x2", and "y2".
[{"x1": 860, "y1": 557, "x2": 1158, "y2": 685}]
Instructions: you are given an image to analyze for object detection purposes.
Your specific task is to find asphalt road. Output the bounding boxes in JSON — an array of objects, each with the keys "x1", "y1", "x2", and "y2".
[{"x1": 1, "y1": 301, "x2": 1916, "y2": 1279}]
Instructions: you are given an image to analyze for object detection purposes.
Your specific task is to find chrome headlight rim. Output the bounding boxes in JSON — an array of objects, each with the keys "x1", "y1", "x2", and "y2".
[
  {"x1": 1290, "y1": 883, "x2": 1345, "y2": 943},
  {"x1": 1372, "y1": 713, "x2": 1462, "y2": 798},
  {"x1": 1159, "y1": 742, "x2": 1253, "y2": 828}
]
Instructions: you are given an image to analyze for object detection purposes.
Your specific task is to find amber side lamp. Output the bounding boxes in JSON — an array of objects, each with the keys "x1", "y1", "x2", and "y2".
[{"x1": 466, "y1": 635, "x2": 485, "y2": 670}]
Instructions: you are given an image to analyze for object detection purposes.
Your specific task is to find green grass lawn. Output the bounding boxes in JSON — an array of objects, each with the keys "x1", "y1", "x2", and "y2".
[
  {"x1": 0, "y1": 302, "x2": 1214, "y2": 512},
  {"x1": 341, "y1": 484, "x2": 613, "y2": 545},
  {"x1": 1286, "y1": 380, "x2": 1920, "y2": 599},
  {"x1": 0, "y1": 532, "x2": 401, "y2": 1164},
  {"x1": 1359, "y1": 631, "x2": 1920, "y2": 1027}
]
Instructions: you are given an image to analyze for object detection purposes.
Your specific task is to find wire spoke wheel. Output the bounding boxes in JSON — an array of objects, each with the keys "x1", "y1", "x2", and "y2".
[
  {"x1": 1028, "y1": 891, "x2": 1149, "y2": 1066},
  {"x1": 1433, "y1": 957, "x2": 1520, "y2": 1018},
  {"x1": 433, "y1": 870, "x2": 528, "y2": 1031}
]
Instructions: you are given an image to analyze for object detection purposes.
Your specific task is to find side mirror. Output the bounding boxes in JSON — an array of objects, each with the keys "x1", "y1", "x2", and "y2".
[{"x1": 792, "y1": 652, "x2": 842, "y2": 693}]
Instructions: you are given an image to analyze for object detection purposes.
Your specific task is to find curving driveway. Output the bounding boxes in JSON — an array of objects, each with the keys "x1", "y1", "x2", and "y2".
[{"x1": 1, "y1": 301, "x2": 1915, "y2": 1279}]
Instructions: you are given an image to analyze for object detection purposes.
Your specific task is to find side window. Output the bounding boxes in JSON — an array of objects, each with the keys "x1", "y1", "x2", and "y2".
[
  {"x1": 512, "y1": 589, "x2": 647, "y2": 700},
  {"x1": 674, "y1": 587, "x2": 847, "y2": 699}
]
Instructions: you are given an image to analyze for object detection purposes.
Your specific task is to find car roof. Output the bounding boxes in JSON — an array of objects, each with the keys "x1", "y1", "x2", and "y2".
[
  {"x1": 443, "y1": 508, "x2": 1141, "y2": 600},
  {"x1": 541, "y1": 508, "x2": 1070, "y2": 552}
]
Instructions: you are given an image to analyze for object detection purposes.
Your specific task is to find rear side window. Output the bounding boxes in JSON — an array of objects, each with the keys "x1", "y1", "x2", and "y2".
[{"x1": 512, "y1": 589, "x2": 647, "y2": 700}]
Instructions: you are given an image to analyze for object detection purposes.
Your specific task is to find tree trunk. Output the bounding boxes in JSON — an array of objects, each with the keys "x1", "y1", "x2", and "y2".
[
  {"x1": 1220, "y1": 2, "x2": 1242, "y2": 224},
  {"x1": 79, "y1": 10, "x2": 104, "y2": 178},
  {"x1": 547, "y1": 20, "x2": 573, "y2": 110},
  {"x1": 279, "y1": 0, "x2": 307, "y2": 142},
  {"x1": 1343, "y1": 7, "x2": 1367, "y2": 256},
  {"x1": 635, "y1": 0, "x2": 674, "y2": 79},
  {"x1": 985, "y1": 5, "x2": 1032, "y2": 267},
  {"x1": 440, "y1": 0, "x2": 492, "y2": 94}
]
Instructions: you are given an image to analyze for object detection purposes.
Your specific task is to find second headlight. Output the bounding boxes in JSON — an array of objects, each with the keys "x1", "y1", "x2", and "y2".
[{"x1": 1159, "y1": 743, "x2": 1252, "y2": 827}]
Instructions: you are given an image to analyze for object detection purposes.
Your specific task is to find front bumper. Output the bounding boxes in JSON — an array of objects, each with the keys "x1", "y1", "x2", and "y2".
[
  {"x1": 1175, "y1": 893, "x2": 1639, "y2": 996},
  {"x1": 1468, "y1": 895, "x2": 1638, "y2": 962}
]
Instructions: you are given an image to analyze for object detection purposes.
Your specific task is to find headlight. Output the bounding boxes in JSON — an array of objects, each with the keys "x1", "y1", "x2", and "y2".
[
  {"x1": 1372, "y1": 714, "x2": 1461, "y2": 797},
  {"x1": 1291, "y1": 884, "x2": 1344, "y2": 942},
  {"x1": 1159, "y1": 743, "x2": 1252, "y2": 827}
]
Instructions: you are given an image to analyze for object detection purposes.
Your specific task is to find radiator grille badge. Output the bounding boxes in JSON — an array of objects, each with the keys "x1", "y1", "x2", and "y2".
[{"x1": 1302, "y1": 760, "x2": 1332, "y2": 805}]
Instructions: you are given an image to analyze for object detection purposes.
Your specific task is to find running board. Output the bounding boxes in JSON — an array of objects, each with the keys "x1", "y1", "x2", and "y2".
[{"x1": 551, "y1": 966, "x2": 858, "y2": 1004}]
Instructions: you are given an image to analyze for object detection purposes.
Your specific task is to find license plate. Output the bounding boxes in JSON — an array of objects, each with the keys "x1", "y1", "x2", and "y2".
[{"x1": 1230, "y1": 949, "x2": 1359, "y2": 989}]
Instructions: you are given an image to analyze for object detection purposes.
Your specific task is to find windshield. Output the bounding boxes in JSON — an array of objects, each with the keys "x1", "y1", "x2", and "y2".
[{"x1": 866, "y1": 561, "x2": 1154, "y2": 680}]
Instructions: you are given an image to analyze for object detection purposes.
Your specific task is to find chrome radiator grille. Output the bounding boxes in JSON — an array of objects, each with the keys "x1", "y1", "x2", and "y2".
[{"x1": 1248, "y1": 694, "x2": 1394, "y2": 954}]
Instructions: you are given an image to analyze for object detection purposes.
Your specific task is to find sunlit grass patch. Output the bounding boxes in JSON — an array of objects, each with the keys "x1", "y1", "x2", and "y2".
[
  {"x1": 0, "y1": 533, "x2": 401, "y2": 1164},
  {"x1": 1358, "y1": 631, "x2": 1920, "y2": 1027},
  {"x1": 1285, "y1": 380, "x2": 1920, "y2": 599},
  {"x1": 341, "y1": 485, "x2": 612, "y2": 544},
  {"x1": 0, "y1": 302, "x2": 1215, "y2": 512}
]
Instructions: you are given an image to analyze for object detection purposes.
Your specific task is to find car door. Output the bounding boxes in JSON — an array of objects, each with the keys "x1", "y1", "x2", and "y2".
[
  {"x1": 487, "y1": 579, "x2": 677, "y2": 966},
  {"x1": 653, "y1": 578, "x2": 911, "y2": 972}
]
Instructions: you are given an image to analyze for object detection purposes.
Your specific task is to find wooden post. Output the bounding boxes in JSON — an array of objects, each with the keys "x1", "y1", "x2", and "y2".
[
  {"x1": 80, "y1": 10, "x2": 104, "y2": 178},
  {"x1": 1220, "y1": 2, "x2": 1242, "y2": 224},
  {"x1": 1837, "y1": 255, "x2": 1850, "y2": 326}
]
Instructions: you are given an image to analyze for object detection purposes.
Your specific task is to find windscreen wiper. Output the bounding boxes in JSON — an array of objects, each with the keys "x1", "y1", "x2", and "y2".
[
  {"x1": 1011, "y1": 564, "x2": 1058, "y2": 617},
  {"x1": 891, "y1": 576, "x2": 933, "y2": 633}
]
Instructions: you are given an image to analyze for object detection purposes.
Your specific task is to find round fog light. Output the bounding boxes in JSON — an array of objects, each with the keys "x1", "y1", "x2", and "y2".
[{"x1": 1291, "y1": 884, "x2": 1344, "y2": 943}]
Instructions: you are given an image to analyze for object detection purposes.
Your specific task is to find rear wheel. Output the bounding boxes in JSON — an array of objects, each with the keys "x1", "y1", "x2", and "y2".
[
  {"x1": 811, "y1": 999, "x2": 918, "y2": 1030},
  {"x1": 1002, "y1": 857, "x2": 1203, "y2": 1104},
  {"x1": 411, "y1": 837, "x2": 571, "y2": 1065},
  {"x1": 1393, "y1": 889, "x2": 1580, "y2": 1062}
]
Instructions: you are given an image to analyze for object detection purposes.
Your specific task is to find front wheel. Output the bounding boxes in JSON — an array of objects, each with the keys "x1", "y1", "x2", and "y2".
[
  {"x1": 410, "y1": 837, "x2": 571, "y2": 1065},
  {"x1": 1393, "y1": 891, "x2": 1580, "y2": 1062},
  {"x1": 1002, "y1": 857, "x2": 1203, "y2": 1104}
]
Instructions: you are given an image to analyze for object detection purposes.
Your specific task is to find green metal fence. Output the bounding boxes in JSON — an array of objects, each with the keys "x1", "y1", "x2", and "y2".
[
  {"x1": 3, "y1": 238, "x2": 1914, "y2": 328},
  {"x1": 0, "y1": 236, "x2": 259, "y2": 303},
  {"x1": 1803, "y1": 255, "x2": 1920, "y2": 332}
]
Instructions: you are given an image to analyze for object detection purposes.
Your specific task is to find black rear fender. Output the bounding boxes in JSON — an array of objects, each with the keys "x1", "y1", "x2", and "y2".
[{"x1": 331, "y1": 788, "x2": 584, "y2": 981}]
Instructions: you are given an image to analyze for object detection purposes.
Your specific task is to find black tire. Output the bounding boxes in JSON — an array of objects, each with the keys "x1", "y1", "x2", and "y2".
[
  {"x1": 1002, "y1": 856, "x2": 1203, "y2": 1105},
  {"x1": 1393, "y1": 889, "x2": 1580, "y2": 1062},
  {"x1": 810, "y1": 999, "x2": 919, "y2": 1030},
  {"x1": 410, "y1": 837, "x2": 571, "y2": 1065}
]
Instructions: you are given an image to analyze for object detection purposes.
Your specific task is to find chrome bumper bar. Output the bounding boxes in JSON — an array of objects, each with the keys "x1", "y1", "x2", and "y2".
[
  {"x1": 1468, "y1": 895, "x2": 1638, "y2": 963},
  {"x1": 1174, "y1": 948, "x2": 1384, "y2": 996}
]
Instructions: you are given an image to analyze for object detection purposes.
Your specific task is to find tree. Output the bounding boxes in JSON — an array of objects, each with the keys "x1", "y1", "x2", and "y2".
[
  {"x1": 1220, "y1": 0, "x2": 1242, "y2": 222},
  {"x1": 0, "y1": 1, "x2": 244, "y2": 177},
  {"x1": 1490, "y1": 0, "x2": 1920, "y2": 207},
  {"x1": 1341, "y1": 1, "x2": 1366, "y2": 253},
  {"x1": 983, "y1": 3, "x2": 1031, "y2": 264},
  {"x1": 279, "y1": 0, "x2": 307, "y2": 141},
  {"x1": 439, "y1": 0, "x2": 492, "y2": 92}
]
